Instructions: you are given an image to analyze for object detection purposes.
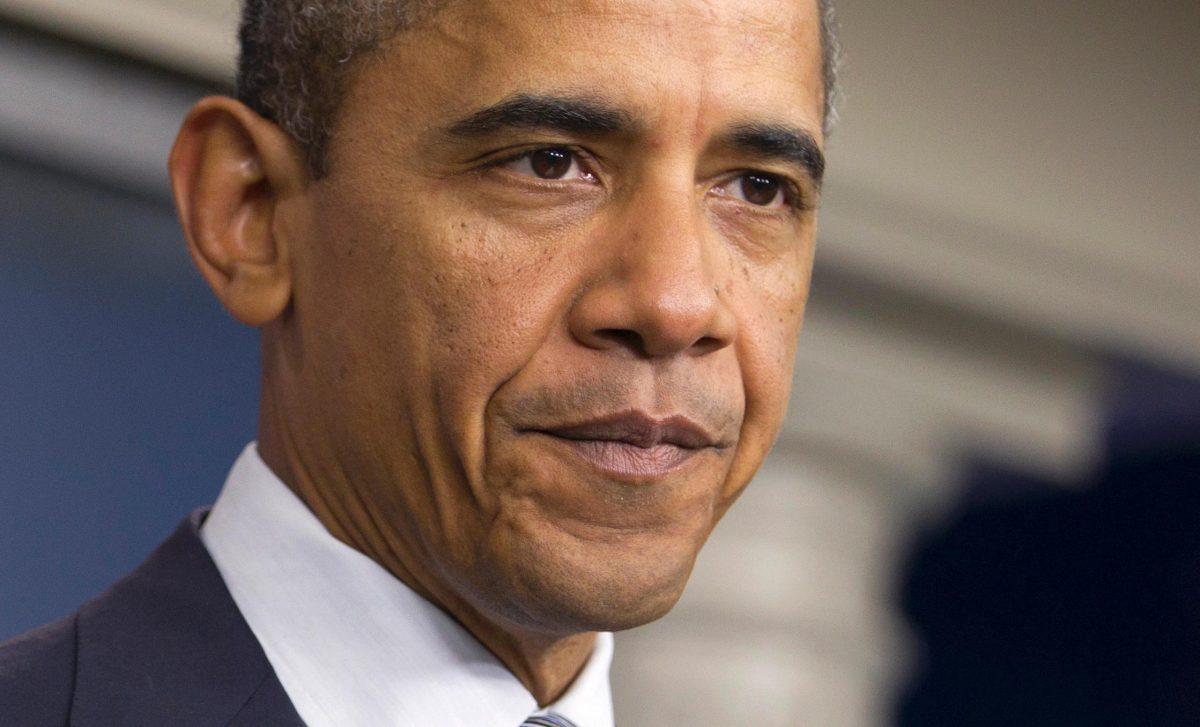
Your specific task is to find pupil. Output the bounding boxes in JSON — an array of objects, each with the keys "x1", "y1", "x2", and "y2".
[
  {"x1": 741, "y1": 174, "x2": 779, "y2": 206},
  {"x1": 531, "y1": 149, "x2": 572, "y2": 179}
]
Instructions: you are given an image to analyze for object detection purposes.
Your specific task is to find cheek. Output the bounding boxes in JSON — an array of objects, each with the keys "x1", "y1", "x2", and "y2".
[
  {"x1": 736, "y1": 317, "x2": 796, "y2": 446},
  {"x1": 738, "y1": 244, "x2": 810, "y2": 396},
  {"x1": 717, "y1": 249, "x2": 810, "y2": 500},
  {"x1": 309, "y1": 182, "x2": 569, "y2": 378},
  {"x1": 403, "y1": 216, "x2": 583, "y2": 464}
]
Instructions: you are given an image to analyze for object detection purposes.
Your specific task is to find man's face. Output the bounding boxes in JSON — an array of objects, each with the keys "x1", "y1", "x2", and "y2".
[{"x1": 275, "y1": 0, "x2": 824, "y2": 633}]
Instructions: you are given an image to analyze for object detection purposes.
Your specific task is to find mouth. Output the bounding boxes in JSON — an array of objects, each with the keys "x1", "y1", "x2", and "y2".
[{"x1": 527, "y1": 410, "x2": 727, "y2": 480}]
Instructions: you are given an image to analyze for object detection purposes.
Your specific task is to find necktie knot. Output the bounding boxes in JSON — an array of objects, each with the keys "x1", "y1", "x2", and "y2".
[{"x1": 522, "y1": 715, "x2": 579, "y2": 727}]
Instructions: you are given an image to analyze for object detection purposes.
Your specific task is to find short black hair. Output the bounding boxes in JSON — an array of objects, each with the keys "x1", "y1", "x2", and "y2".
[{"x1": 236, "y1": 0, "x2": 840, "y2": 177}]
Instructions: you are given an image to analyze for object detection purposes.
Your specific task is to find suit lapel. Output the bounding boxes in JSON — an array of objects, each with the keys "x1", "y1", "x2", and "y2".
[
  {"x1": 70, "y1": 510, "x2": 304, "y2": 726},
  {"x1": 226, "y1": 670, "x2": 312, "y2": 727}
]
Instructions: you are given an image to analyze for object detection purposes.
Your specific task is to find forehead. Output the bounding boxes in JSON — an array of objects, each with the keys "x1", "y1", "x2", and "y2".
[
  {"x1": 443, "y1": 0, "x2": 817, "y2": 39},
  {"x1": 367, "y1": 0, "x2": 824, "y2": 139}
]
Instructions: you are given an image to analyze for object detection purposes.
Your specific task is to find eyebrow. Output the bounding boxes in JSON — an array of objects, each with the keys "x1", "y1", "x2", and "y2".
[
  {"x1": 723, "y1": 123, "x2": 826, "y2": 187},
  {"x1": 443, "y1": 93, "x2": 825, "y2": 187},
  {"x1": 444, "y1": 93, "x2": 637, "y2": 138}
]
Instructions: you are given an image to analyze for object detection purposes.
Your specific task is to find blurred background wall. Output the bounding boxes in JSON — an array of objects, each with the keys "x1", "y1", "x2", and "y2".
[{"x1": 1, "y1": 1, "x2": 1196, "y2": 724}]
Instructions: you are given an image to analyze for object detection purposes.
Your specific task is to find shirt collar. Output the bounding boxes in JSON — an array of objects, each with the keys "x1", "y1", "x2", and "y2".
[{"x1": 200, "y1": 443, "x2": 614, "y2": 727}]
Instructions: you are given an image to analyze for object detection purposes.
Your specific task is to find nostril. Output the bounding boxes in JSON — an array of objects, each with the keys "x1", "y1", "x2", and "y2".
[
  {"x1": 595, "y1": 328, "x2": 645, "y2": 354},
  {"x1": 689, "y1": 334, "x2": 726, "y2": 356}
]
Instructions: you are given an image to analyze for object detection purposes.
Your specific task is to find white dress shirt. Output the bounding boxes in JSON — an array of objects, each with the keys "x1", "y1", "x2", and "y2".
[{"x1": 200, "y1": 443, "x2": 615, "y2": 727}]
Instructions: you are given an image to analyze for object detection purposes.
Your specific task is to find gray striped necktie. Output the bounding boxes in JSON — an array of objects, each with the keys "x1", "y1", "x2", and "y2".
[{"x1": 521, "y1": 715, "x2": 579, "y2": 727}]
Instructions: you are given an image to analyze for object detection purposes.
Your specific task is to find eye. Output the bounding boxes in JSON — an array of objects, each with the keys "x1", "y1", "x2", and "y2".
[
  {"x1": 502, "y1": 147, "x2": 597, "y2": 182},
  {"x1": 716, "y1": 172, "x2": 789, "y2": 209}
]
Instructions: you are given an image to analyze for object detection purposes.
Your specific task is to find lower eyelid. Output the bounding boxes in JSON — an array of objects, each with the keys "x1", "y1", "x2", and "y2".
[
  {"x1": 711, "y1": 186, "x2": 808, "y2": 217},
  {"x1": 488, "y1": 165, "x2": 601, "y2": 193}
]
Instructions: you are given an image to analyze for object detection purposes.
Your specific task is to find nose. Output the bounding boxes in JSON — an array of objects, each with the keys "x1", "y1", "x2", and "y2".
[{"x1": 567, "y1": 189, "x2": 737, "y2": 358}]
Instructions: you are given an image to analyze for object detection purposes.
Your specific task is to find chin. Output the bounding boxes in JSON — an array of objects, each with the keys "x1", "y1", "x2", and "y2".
[{"x1": 490, "y1": 524, "x2": 705, "y2": 634}]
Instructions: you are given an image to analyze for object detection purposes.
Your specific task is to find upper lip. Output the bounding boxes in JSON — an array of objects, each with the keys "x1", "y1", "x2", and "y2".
[{"x1": 538, "y1": 410, "x2": 722, "y2": 450}]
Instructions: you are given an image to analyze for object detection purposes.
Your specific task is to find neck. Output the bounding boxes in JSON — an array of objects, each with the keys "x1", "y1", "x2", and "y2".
[{"x1": 256, "y1": 403, "x2": 596, "y2": 705}]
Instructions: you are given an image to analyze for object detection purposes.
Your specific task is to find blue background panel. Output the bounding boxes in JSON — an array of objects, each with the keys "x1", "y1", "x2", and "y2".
[{"x1": 0, "y1": 154, "x2": 260, "y2": 639}]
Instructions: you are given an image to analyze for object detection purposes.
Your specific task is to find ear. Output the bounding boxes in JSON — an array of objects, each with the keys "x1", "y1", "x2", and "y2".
[{"x1": 168, "y1": 96, "x2": 307, "y2": 327}]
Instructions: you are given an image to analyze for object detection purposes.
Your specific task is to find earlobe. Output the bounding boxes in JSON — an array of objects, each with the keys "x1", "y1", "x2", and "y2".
[{"x1": 168, "y1": 96, "x2": 304, "y2": 327}]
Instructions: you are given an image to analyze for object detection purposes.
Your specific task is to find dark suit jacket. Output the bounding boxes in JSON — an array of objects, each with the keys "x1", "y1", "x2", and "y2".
[{"x1": 0, "y1": 511, "x2": 305, "y2": 726}]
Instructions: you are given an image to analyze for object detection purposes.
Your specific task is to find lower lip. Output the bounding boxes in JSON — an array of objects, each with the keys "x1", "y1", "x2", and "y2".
[{"x1": 545, "y1": 436, "x2": 700, "y2": 479}]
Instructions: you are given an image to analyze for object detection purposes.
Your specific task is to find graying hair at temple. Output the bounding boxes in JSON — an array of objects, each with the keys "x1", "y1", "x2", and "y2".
[{"x1": 236, "y1": 0, "x2": 841, "y2": 177}]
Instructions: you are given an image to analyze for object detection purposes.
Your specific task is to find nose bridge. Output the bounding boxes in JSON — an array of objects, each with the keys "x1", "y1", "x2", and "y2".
[
  {"x1": 585, "y1": 172, "x2": 736, "y2": 358},
  {"x1": 566, "y1": 145, "x2": 740, "y2": 359},
  {"x1": 623, "y1": 180, "x2": 713, "y2": 296}
]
